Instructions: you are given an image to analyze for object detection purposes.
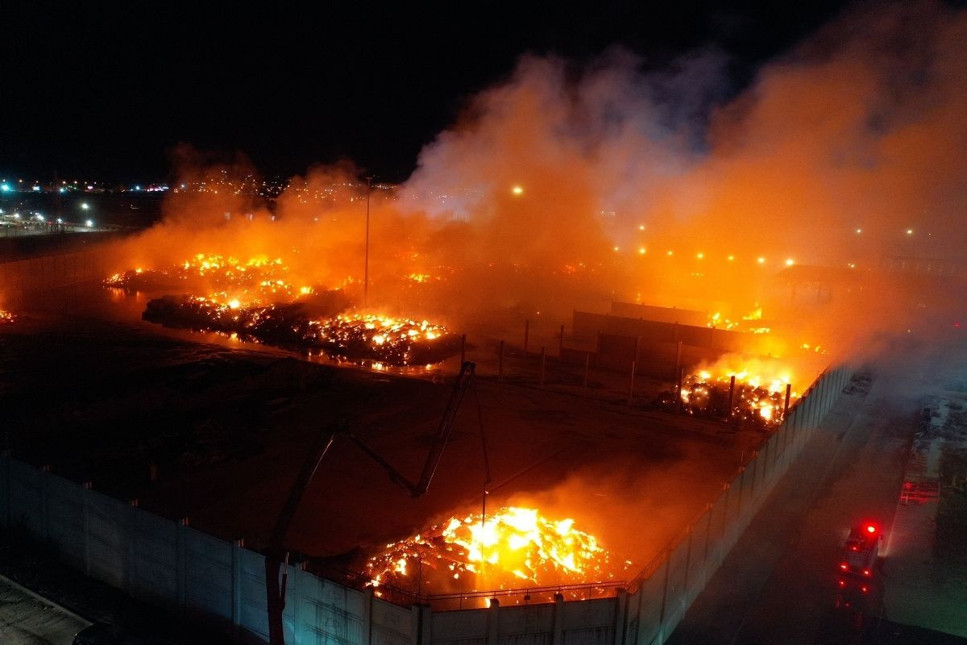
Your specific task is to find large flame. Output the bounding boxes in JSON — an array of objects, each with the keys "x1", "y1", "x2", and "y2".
[
  {"x1": 365, "y1": 506, "x2": 630, "y2": 597},
  {"x1": 665, "y1": 355, "x2": 807, "y2": 427}
]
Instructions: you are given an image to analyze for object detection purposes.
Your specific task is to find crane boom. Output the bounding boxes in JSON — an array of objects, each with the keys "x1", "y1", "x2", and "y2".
[
  {"x1": 415, "y1": 361, "x2": 475, "y2": 494},
  {"x1": 265, "y1": 361, "x2": 478, "y2": 644},
  {"x1": 346, "y1": 360, "x2": 476, "y2": 497}
]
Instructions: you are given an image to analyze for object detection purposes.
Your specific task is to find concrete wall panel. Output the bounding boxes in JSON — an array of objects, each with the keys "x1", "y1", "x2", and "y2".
[
  {"x1": 561, "y1": 598, "x2": 615, "y2": 645},
  {"x1": 294, "y1": 571, "x2": 366, "y2": 645},
  {"x1": 431, "y1": 609, "x2": 488, "y2": 645},
  {"x1": 8, "y1": 460, "x2": 43, "y2": 536},
  {"x1": 46, "y1": 473, "x2": 86, "y2": 566},
  {"x1": 129, "y1": 511, "x2": 179, "y2": 607},
  {"x1": 371, "y1": 596, "x2": 414, "y2": 645},
  {"x1": 497, "y1": 604, "x2": 554, "y2": 645},
  {"x1": 238, "y1": 547, "x2": 271, "y2": 642},
  {"x1": 87, "y1": 490, "x2": 129, "y2": 589},
  {"x1": 185, "y1": 527, "x2": 233, "y2": 622}
]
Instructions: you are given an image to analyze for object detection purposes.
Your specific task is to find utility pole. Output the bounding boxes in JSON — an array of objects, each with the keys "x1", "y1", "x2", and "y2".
[{"x1": 364, "y1": 176, "x2": 372, "y2": 305}]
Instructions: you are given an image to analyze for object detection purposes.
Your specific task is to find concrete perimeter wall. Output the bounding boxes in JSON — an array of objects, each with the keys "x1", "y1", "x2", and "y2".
[
  {"x1": 0, "y1": 247, "x2": 116, "y2": 302},
  {"x1": 0, "y1": 365, "x2": 851, "y2": 645}
]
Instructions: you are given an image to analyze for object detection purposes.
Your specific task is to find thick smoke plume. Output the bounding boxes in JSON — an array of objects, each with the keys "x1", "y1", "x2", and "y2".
[
  {"x1": 89, "y1": 0, "x2": 967, "y2": 586},
  {"x1": 106, "y1": 0, "x2": 966, "y2": 372}
]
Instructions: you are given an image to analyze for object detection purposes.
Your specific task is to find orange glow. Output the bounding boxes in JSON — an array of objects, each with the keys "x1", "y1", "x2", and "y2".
[
  {"x1": 676, "y1": 355, "x2": 799, "y2": 427},
  {"x1": 366, "y1": 506, "x2": 629, "y2": 595}
]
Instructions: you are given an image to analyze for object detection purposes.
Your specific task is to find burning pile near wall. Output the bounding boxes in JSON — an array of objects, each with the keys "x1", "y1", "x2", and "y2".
[
  {"x1": 365, "y1": 506, "x2": 631, "y2": 599},
  {"x1": 657, "y1": 356, "x2": 802, "y2": 428}
]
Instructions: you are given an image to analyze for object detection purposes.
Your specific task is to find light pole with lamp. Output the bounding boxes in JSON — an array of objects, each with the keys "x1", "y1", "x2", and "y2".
[{"x1": 364, "y1": 176, "x2": 372, "y2": 304}]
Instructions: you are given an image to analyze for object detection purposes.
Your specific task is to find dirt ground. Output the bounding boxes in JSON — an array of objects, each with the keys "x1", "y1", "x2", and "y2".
[{"x1": 1, "y1": 280, "x2": 773, "y2": 599}]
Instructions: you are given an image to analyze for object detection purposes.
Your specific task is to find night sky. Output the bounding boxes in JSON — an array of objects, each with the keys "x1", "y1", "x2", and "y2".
[{"x1": 4, "y1": 1, "x2": 856, "y2": 184}]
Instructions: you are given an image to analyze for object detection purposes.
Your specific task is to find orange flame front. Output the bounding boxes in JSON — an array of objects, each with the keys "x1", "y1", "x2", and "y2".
[{"x1": 366, "y1": 506, "x2": 629, "y2": 596}]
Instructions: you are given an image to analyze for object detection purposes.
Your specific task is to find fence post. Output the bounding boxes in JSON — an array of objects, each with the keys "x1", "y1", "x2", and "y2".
[
  {"x1": 682, "y1": 525, "x2": 694, "y2": 603},
  {"x1": 1, "y1": 452, "x2": 9, "y2": 527},
  {"x1": 540, "y1": 347, "x2": 546, "y2": 387},
  {"x1": 41, "y1": 465, "x2": 51, "y2": 542},
  {"x1": 727, "y1": 376, "x2": 735, "y2": 422},
  {"x1": 553, "y1": 593, "x2": 565, "y2": 644},
  {"x1": 487, "y1": 597, "x2": 500, "y2": 645},
  {"x1": 233, "y1": 538, "x2": 244, "y2": 638},
  {"x1": 177, "y1": 517, "x2": 189, "y2": 615},
  {"x1": 83, "y1": 481, "x2": 93, "y2": 577},
  {"x1": 657, "y1": 552, "x2": 672, "y2": 641},
  {"x1": 628, "y1": 360, "x2": 636, "y2": 406}
]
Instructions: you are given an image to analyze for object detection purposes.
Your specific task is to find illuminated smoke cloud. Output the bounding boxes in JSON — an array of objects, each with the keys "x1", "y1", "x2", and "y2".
[{"x1": 105, "y1": 0, "x2": 966, "y2": 371}]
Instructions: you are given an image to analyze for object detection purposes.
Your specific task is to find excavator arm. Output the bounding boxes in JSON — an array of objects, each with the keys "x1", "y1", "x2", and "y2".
[{"x1": 265, "y1": 361, "x2": 479, "y2": 644}]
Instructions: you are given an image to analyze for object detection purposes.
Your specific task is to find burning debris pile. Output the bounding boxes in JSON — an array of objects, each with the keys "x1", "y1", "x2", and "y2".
[
  {"x1": 104, "y1": 254, "x2": 312, "y2": 307},
  {"x1": 142, "y1": 297, "x2": 457, "y2": 365},
  {"x1": 657, "y1": 366, "x2": 797, "y2": 428},
  {"x1": 365, "y1": 506, "x2": 630, "y2": 599},
  {"x1": 105, "y1": 254, "x2": 459, "y2": 365},
  {"x1": 0, "y1": 309, "x2": 15, "y2": 324}
]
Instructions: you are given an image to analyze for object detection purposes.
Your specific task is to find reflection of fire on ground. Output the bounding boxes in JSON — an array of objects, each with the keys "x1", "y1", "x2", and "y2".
[{"x1": 365, "y1": 506, "x2": 631, "y2": 600}]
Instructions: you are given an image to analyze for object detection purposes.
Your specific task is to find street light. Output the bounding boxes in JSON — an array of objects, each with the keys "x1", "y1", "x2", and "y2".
[{"x1": 364, "y1": 176, "x2": 372, "y2": 304}]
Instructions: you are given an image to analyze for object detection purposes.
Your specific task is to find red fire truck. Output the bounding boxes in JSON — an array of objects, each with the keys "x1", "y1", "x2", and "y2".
[{"x1": 839, "y1": 521, "x2": 882, "y2": 578}]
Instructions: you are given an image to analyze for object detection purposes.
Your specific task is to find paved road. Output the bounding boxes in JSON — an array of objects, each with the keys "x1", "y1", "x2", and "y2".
[
  {"x1": 667, "y1": 359, "x2": 967, "y2": 644},
  {"x1": 0, "y1": 574, "x2": 90, "y2": 645}
]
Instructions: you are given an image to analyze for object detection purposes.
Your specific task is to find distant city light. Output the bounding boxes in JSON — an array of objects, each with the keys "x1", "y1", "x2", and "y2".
[
  {"x1": 0, "y1": 182, "x2": 11, "y2": 192},
  {"x1": 785, "y1": 258, "x2": 795, "y2": 266},
  {"x1": 757, "y1": 257, "x2": 766, "y2": 264},
  {"x1": 855, "y1": 228, "x2": 862, "y2": 234},
  {"x1": 906, "y1": 228, "x2": 914, "y2": 235},
  {"x1": 81, "y1": 202, "x2": 90, "y2": 210},
  {"x1": 85, "y1": 219, "x2": 94, "y2": 227},
  {"x1": 511, "y1": 185, "x2": 524, "y2": 195}
]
